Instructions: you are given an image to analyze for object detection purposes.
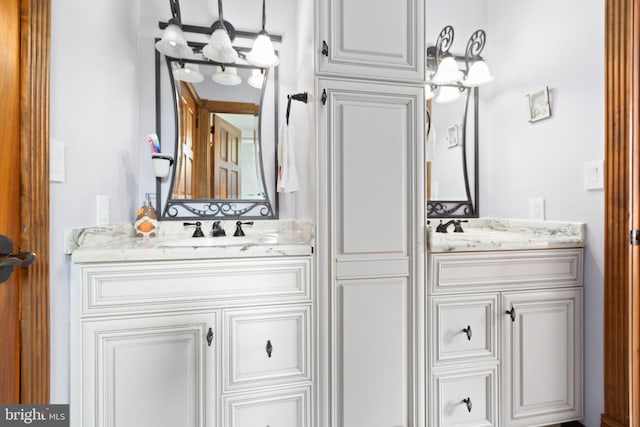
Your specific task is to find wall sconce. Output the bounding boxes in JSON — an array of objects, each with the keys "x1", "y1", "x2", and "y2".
[
  {"x1": 427, "y1": 26, "x2": 493, "y2": 103},
  {"x1": 246, "y1": 0, "x2": 280, "y2": 68},
  {"x1": 156, "y1": 0, "x2": 279, "y2": 69},
  {"x1": 247, "y1": 68, "x2": 265, "y2": 89},
  {"x1": 172, "y1": 62, "x2": 204, "y2": 83},
  {"x1": 212, "y1": 65, "x2": 241, "y2": 86},
  {"x1": 203, "y1": 0, "x2": 238, "y2": 64},
  {"x1": 155, "y1": 0, "x2": 191, "y2": 58}
]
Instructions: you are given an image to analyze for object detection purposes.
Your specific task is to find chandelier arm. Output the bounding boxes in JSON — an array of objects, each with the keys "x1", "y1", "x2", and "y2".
[{"x1": 169, "y1": 0, "x2": 182, "y2": 25}]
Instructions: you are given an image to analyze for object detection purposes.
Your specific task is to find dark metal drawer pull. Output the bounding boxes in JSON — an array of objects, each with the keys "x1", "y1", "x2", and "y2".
[
  {"x1": 463, "y1": 397, "x2": 472, "y2": 413},
  {"x1": 266, "y1": 340, "x2": 273, "y2": 358},
  {"x1": 462, "y1": 325, "x2": 472, "y2": 341},
  {"x1": 506, "y1": 307, "x2": 516, "y2": 322},
  {"x1": 206, "y1": 328, "x2": 213, "y2": 347}
]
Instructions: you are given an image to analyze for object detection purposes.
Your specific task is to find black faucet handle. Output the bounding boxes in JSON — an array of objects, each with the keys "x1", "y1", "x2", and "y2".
[
  {"x1": 233, "y1": 221, "x2": 254, "y2": 237},
  {"x1": 453, "y1": 219, "x2": 468, "y2": 233},
  {"x1": 212, "y1": 221, "x2": 226, "y2": 237},
  {"x1": 183, "y1": 221, "x2": 205, "y2": 237}
]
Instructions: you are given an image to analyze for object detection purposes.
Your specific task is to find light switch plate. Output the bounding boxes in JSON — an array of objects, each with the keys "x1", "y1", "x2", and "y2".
[
  {"x1": 96, "y1": 195, "x2": 110, "y2": 226},
  {"x1": 50, "y1": 138, "x2": 65, "y2": 183},
  {"x1": 584, "y1": 160, "x2": 604, "y2": 190}
]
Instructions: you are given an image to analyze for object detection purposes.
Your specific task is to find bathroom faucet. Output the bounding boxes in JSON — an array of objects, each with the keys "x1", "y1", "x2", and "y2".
[
  {"x1": 212, "y1": 221, "x2": 226, "y2": 237},
  {"x1": 233, "y1": 221, "x2": 254, "y2": 237},
  {"x1": 183, "y1": 221, "x2": 205, "y2": 237},
  {"x1": 435, "y1": 219, "x2": 468, "y2": 233}
]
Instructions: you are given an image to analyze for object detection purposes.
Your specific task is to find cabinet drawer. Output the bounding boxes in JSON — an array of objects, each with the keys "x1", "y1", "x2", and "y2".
[
  {"x1": 222, "y1": 386, "x2": 310, "y2": 427},
  {"x1": 223, "y1": 306, "x2": 311, "y2": 391},
  {"x1": 431, "y1": 365, "x2": 498, "y2": 427},
  {"x1": 79, "y1": 257, "x2": 311, "y2": 315},
  {"x1": 431, "y1": 294, "x2": 498, "y2": 366},
  {"x1": 429, "y1": 249, "x2": 582, "y2": 294}
]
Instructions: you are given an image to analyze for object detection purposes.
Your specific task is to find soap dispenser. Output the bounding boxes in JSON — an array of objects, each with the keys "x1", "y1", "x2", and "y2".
[{"x1": 134, "y1": 193, "x2": 158, "y2": 237}]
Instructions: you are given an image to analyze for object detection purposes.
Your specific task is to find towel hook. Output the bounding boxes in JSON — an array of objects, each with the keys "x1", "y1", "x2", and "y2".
[{"x1": 286, "y1": 92, "x2": 309, "y2": 125}]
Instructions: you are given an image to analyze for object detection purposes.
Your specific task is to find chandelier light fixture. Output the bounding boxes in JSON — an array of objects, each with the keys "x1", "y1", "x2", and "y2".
[
  {"x1": 426, "y1": 25, "x2": 493, "y2": 103},
  {"x1": 156, "y1": 0, "x2": 280, "y2": 70}
]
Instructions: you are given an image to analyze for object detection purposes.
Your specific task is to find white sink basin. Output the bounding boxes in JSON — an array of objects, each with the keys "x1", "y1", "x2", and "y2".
[{"x1": 159, "y1": 236, "x2": 261, "y2": 248}]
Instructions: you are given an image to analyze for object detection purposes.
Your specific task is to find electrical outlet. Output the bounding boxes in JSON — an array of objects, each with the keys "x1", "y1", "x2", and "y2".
[
  {"x1": 96, "y1": 195, "x2": 110, "y2": 226},
  {"x1": 529, "y1": 197, "x2": 545, "y2": 220}
]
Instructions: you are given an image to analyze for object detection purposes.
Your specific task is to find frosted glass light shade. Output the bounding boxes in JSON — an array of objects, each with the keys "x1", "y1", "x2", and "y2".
[
  {"x1": 212, "y1": 66, "x2": 241, "y2": 86},
  {"x1": 248, "y1": 69, "x2": 265, "y2": 89},
  {"x1": 246, "y1": 34, "x2": 279, "y2": 68},
  {"x1": 464, "y1": 60, "x2": 494, "y2": 87},
  {"x1": 173, "y1": 63, "x2": 204, "y2": 83},
  {"x1": 432, "y1": 56, "x2": 462, "y2": 85},
  {"x1": 203, "y1": 28, "x2": 238, "y2": 64},
  {"x1": 155, "y1": 24, "x2": 191, "y2": 58},
  {"x1": 435, "y1": 86, "x2": 461, "y2": 104}
]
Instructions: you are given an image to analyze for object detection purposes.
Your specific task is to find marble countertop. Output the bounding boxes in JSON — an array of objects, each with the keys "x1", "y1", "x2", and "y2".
[
  {"x1": 66, "y1": 220, "x2": 314, "y2": 263},
  {"x1": 428, "y1": 218, "x2": 586, "y2": 253}
]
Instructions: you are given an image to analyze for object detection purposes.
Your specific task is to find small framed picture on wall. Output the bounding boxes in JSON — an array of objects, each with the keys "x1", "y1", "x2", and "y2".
[
  {"x1": 447, "y1": 124, "x2": 459, "y2": 148},
  {"x1": 527, "y1": 86, "x2": 551, "y2": 123}
]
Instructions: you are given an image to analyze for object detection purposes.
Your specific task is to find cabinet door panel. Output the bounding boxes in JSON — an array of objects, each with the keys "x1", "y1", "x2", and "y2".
[
  {"x1": 82, "y1": 313, "x2": 216, "y2": 427},
  {"x1": 431, "y1": 294, "x2": 498, "y2": 365},
  {"x1": 317, "y1": 0, "x2": 425, "y2": 80},
  {"x1": 431, "y1": 365, "x2": 498, "y2": 427},
  {"x1": 337, "y1": 279, "x2": 409, "y2": 427},
  {"x1": 320, "y1": 79, "x2": 423, "y2": 279},
  {"x1": 502, "y1": 289, "x2": 583, "y2": 427},
  {"x1": 224, "y1": 306, "x2": 311, "y2": 391},
  {"x1": 222, "y1": 386, "x2": 310, "y2": 427}
]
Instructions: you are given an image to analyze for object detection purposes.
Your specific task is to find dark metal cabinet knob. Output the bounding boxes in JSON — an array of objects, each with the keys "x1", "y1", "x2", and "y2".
[
  {"x1": 462, "y1": 325, "x2": 472, "y2": 341},
  {"x1": 266, "y1": 340, "x2": 273, "y2": 358},
  {"x1": 506, "y1": 307, "x2": 516, "y2": 322},
  {"x1": 463, "y1": 397, "x2": 472, "y2": 412},
  {"x1": 206, "y1": 328, "x2": 214, "y2": 347}
]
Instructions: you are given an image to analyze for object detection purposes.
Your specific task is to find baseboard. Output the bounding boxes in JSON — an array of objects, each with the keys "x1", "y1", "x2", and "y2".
[{"x1": 562, "y1": 422, "x2": 586, "y2": 427}]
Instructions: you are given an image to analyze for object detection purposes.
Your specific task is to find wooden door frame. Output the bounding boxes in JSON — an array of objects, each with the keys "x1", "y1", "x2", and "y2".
[
  {"x1": 18, "y1": 0, "x2": 50, "y2": 403},
  {"x1": 603, "y1": 0, "x2": 639, "y2": 426}
]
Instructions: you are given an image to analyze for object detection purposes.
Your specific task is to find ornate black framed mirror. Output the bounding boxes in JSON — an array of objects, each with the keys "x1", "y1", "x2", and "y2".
[
  {"x1": 155, "y1": 39, "x2": 279, "y2": 220},
  {"x1": 426, "y1": 86, "x2": 479, "y2": 218}
]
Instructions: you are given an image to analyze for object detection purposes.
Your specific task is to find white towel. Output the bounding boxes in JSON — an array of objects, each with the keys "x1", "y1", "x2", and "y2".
[{"x1": 277, "y1": 122, "x2": 300, "y2": 193}]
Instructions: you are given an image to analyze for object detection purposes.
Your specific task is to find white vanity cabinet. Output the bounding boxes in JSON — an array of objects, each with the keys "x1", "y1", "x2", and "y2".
[
  {"x1": 316, "y1": 77, "x2": 425, "y2": 427},
  {"x1": 428, "y1": 248, "x2": 583, "y2": 427},
  {"x1": 316, "y1": 0, "x2": 425, "y2": 81},
  {"x1": 70, "y1": 256, "x2": 313, "y2": 427}
]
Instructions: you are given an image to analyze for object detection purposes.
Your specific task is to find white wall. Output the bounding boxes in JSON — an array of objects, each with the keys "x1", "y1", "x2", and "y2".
[
  {"x1": 49, "y1": 0, "x2": 313, "y2": 402},
  {"x1": 484, "y1": 1, "x2": 605, "y2": 426},
  {"x1": 49, "y1": 0, "x2": 141, "y2": 402},
  {"x1": 428, "y1": 1, "x2": 604, "y2": 425}
]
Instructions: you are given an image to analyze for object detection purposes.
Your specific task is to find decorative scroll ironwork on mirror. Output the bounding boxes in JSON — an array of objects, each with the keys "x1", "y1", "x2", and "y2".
[{"x1": 155, "y1": 30, "x2": 281, "y2": 220}]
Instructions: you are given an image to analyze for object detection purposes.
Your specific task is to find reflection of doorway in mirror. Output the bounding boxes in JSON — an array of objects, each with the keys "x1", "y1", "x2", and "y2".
[
  {"x1": 174, "y1": 84, "x2": 197, "y2": 199},
  {"x1": 211, "y1": 114, "x2": 241, "y2": 199}
]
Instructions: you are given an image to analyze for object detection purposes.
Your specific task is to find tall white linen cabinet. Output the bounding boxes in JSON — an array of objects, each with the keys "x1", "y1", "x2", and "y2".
[{"x1": 315, "y1": 0, "x2": 427, "y2": 426}]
